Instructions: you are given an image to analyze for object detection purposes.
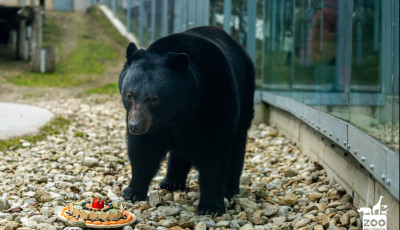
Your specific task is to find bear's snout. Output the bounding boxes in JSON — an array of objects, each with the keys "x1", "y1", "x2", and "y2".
[
  {"x1": 128, "y1": 104, "x2": 152, "y2": 135},
  {"x1": 128, "y1": 120, "x2": 146, "y2": 135}
]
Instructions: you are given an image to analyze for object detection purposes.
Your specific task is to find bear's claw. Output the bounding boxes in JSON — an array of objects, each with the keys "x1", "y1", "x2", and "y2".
[
  {"x1": 197, "y1": 206, "x2": 225, "y2": 216},
  {"x1": 160, "y1": 178, "x2": 187, "y2": 191},
  {"x1": 121, "y1": 187, "x2": 146, "y2": 202}
]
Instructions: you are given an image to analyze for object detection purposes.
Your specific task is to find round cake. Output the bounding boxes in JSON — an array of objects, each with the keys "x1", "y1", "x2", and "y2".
[{"x1": 58, "y1": 197, "x2": 135, "y2": 227}]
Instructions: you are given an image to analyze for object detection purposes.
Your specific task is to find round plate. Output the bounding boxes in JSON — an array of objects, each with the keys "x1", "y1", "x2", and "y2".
[{"x1": 57, "y1": 210, "x2": 136, "y2": 229}]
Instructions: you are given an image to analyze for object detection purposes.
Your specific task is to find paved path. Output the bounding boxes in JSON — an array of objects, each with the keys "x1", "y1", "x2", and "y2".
[{"x1": 0, "y1": 103, "x2": 53, "y2": 140}]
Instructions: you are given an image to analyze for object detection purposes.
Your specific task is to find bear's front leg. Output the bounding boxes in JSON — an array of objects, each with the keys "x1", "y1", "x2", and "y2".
[
  {"x1": 160, "y1": 151, "x2": 191, "y2": 191},
  {"x1": 121, "y1": 132, "x2": 166, "y2": 202}
]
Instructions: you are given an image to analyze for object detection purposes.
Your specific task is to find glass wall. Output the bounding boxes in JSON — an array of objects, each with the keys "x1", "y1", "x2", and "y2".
[
  {"x1": 98, "y1": 0, "x2": 398, "y2": 150},
  {"x1": 101, "y1": 0, "x2": 209, "y2": 48},
  {"x1": 209, "y1": 0, "x2": 398, "y2": 150}
]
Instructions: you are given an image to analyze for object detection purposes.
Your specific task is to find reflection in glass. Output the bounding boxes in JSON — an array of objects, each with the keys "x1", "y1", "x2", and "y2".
[
  {"x1": 257, "y1": 0, "x2": 397, "y2": 149},
  {"x1": 349, "y1": 0, "x2": 385, "y2": 145},
  {"x1": 262, "y1": 0, "x2": 293, "y2": 91}
]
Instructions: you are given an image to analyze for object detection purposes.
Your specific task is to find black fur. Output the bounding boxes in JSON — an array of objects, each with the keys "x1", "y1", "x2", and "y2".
[{"x1": 119, "y1": 26, "x2": 255, "y2": 215}]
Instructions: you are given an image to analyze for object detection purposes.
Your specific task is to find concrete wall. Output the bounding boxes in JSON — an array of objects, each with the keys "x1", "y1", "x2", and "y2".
[
  {"x1": 73, "y1": 0, "x2": 91, "y2": 12},
  {"x1": 44, "y1": 0, "x2": 53, "y2": 11},
  {"x1": 0, "y1": 0, "x2": 43, "y2": 7},
  {"x1": 0, "y1": 0, "x2": 52, "y2": 11},
  {"x1": 44, "y1": 0, "x2": 91, "y2": 12},
  {"x1": 263, "y1": 103, "x2": 399, "y2": 230},
  {"x1": 252, "y1": 103, "x2": 264, "y2": 124},
  {"x1": 0, "y1": 0, "x2": 30, "y2": 6}
]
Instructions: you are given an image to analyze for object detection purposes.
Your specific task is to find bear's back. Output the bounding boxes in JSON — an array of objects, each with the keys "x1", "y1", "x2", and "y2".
[
  {"x1": 183, "y1": 26, "x2": 250, "y2": 67},
  {"x1": 147, "y1": 27, "x2": 230, "y2": 68},
  {"x1": 183, "y1": 26, "x2": 253, "y2": 92},
  {"x1": 148, "y1": 26, "x2": 253, "y2": 91}
]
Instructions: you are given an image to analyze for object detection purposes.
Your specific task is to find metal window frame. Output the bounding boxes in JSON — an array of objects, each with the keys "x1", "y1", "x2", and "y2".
[
  {"x1": 261, "y1": 91, "x2": 399, "y2": 201},
  {"x1": 150, "y1": 0, "x2": 156, "y2": 43},
  {"x1": 111, "y1": 0, "x2": 116, "y2": 17},
  {"x1": 393, "y1": 0, "x2": 399, "y2": 97},
  {"x1": 126, "y1": 0, "x2": 131, "y2": 33},
  {"x1": 138, "y1": 0, "x2": 145, "y2": 46},
  {"x1": 380, "y1": 0, "x2": 392, "y2": 95},
  {"x1": 260, "y1": 91, "x2": 385, "y2": 106},
  {"x1": 246, "y1": 0, "x2": 256, "y2": 62},
  {"x1": 161, "y1": 0, "x2": 168, "y2": 37},
  {"x1": 223, "y1": 0, "x2": 231, "y2": 34}
]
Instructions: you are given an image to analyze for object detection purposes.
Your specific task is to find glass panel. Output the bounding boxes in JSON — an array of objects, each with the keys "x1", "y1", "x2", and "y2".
[
  {"x1": 350, "y1": 0, "x2": 380, "y2": 89},
  {"x1": 155, "y1": 0, "x2": 164, "y2": 39},
  {"x1": 153, "y1": 0, "x2": 173, "y2": 40},
  {"x1": 262, "y1": 0, "x2": 292, "y2": 91},
  {"x1": 254, "y1": 0, "x2": 263, "y2": 88},
  {"x1": 129, "y1": 1, "x2": 142, "y2": 47},
  {"x1": 319, "y1": 0, "x2": 339, "y2": 92},
  {"x1": 293, "y1": 0, "x2": 318, "y2": 101},
  {"x1": 230, "y1": 0, "x2": 247, "y2": 44},
  {"x1": 140, "y1": 0, "x2": 153, "y2": 47},
  {"x1": 209, "y1": 0, "x2": 223, "y2": 27},
  {"x1": 349, "y1": 0, "x2": 385, "y2": 144},
  {"x1": 393, "y1": 0, "x2": 399, "y2": 150},
  {"x1": 115, "y1": 0, "x2": 127, "y2": 30},
  {"x1": 322, "y1": 0, "x2": 350, "y2": 120},
  {"x1": 347, "y1": 0, "x2": 399, "y2": 150}
]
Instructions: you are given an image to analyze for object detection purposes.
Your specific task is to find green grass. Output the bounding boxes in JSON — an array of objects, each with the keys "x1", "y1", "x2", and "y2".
[
  {"x1": 42, "y1": 18, "x2": 63, "y2": 54},
  {"x1": 6, "y1": 7, "x2": 122, "y2": 88},
  {"x1": 0, "y1": 117, "x2": 70, "y2": 152},
  {"x1": 82, "y1": 82, "x2": 119, "y2": 95},
  {"x1": 7, "y1": 39, "x2": 119, "y2": 88},
  {"x1": 74, "y1": 131, "x2": 85, "y2": 137}
]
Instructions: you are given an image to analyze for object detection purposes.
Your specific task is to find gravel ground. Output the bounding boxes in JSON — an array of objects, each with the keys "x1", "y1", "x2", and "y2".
[
  {"x1": 368, "y1": 124, "x2": 399, "y2": 150},
  {"x1": 0, "y1": 95, "x2": 361, "y2": 230}
]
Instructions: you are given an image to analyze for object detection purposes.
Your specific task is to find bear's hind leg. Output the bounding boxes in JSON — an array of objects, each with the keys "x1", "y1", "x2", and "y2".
[
  {"x1": 225, "y1": 125, "x2": 250, "y2": 199},
  {"x1": 196, "y1": 158, "x2": 228, "y2": 215},
  {"x1": 225, "y1": 72, "x2": 254, "y2": 198},
  {"x1": 195, "y1": 142, "x2": 231, "y2": 216},
  {"x1": 160, "y1": 151, "x2": 191, "y2": 191}
]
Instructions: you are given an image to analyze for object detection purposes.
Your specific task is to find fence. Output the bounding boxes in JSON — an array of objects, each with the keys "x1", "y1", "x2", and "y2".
[
  {"x1": 97, "y1": 0, "x2": 209, "y2": 47},
  {"x1": 94, "y1": 0, "x2": 399, "y2": 202}
]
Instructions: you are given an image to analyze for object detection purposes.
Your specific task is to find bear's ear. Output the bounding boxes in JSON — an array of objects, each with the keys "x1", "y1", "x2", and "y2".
[
  {"x1": 169, "y1": 53, "x2": 190, "y2": 72},
  {"x1": 126, "y1": 42, "x2": 138, "y2": 63}
]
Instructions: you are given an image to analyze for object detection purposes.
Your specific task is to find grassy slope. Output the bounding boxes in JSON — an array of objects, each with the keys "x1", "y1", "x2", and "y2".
[
  {"x1": 8, "y1": 40, "x2": 119, "y2": 87},
  {"x1": 81, "y1": 82, "x2": 119, "y2": 95},
  {"x1": 80, "y1": 6, "x2": 128, "y2": 95},
  {"x1": 7, "y1": 7, "x2": 123, "y2": 88},
  {"x1": 87, "y1": 6, "x2": 130, "y2": 48}
]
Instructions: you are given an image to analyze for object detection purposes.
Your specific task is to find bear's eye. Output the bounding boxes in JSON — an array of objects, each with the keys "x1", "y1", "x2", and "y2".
[
  {"x1": 144, "y1": 96, "x2": 159, "y2": 104},
  {"x1": 150, "y1": 97, "x2": 159, "y2": 104},
  {"x1": 126, "y1": 94, "x2": 133, "y2": 102}
]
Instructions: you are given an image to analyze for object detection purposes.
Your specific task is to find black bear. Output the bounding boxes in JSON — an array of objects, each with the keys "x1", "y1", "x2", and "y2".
[{"x1": 119, "y1": 26, "x2": 255, "y2": 215}]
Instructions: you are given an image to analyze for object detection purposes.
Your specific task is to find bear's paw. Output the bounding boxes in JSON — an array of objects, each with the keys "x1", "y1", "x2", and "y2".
[
  {"x1": 121, "y1": 187, "x2": 147, "y2": 202},
  {"x1": 160, "y1": 177, "x2": 187, "y2": 191}
]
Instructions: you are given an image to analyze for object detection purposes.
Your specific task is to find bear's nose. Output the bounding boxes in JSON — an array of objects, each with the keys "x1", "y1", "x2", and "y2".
[{"x1": 128, "y1": 121, "x2": 142, "y2": 134}]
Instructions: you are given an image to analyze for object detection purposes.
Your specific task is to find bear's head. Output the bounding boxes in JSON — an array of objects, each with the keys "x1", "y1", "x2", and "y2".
[{"x1": 119, "y1": 42, "x2": 195, "y2": 135}]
